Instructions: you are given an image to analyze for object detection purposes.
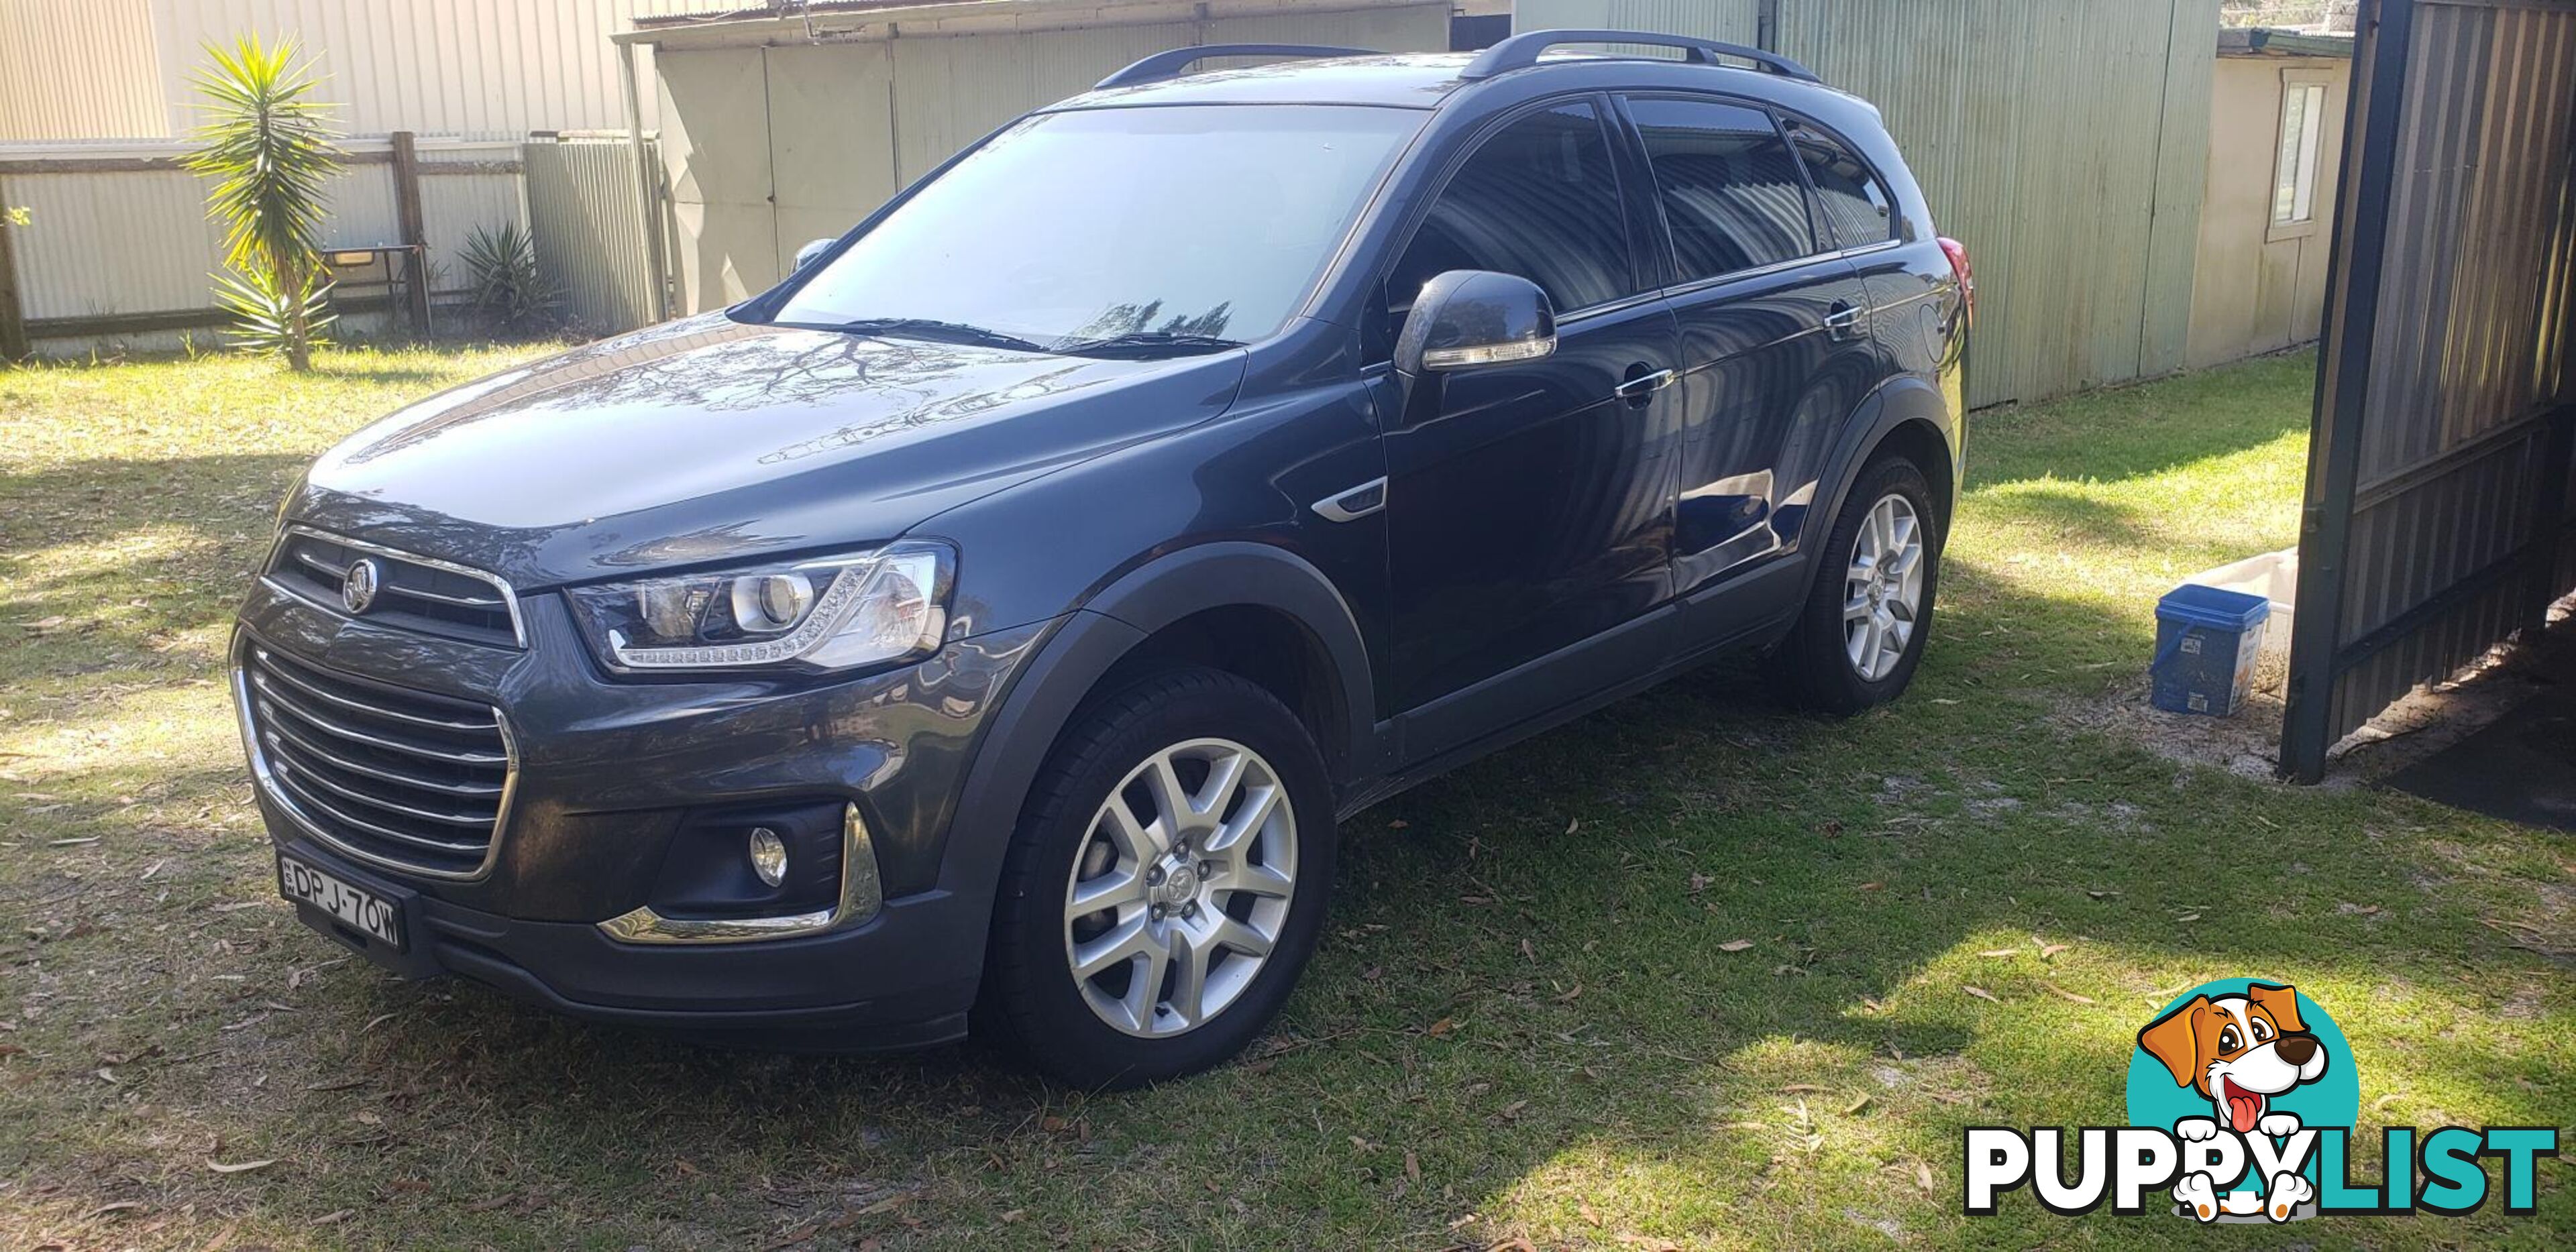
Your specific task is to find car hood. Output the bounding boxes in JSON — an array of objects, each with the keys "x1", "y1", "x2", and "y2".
[{"x1": 292, "y1": 314, "x2": 1246, "y2": 588}]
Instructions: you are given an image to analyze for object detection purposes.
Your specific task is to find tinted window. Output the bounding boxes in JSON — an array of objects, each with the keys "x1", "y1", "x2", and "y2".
[
  {"x1": 1389, "y1": 101, "x2": 1634, "y2": 317},
  {"x1": 1786, "y1": 122, "x2": 1896, "y2": 249},
  {"x1": 1628, "y1": 97, "x2": 1815, "y2": 281},
  {"x1": 773, "y1": 105, "x2": 1422, "y2": 347}
]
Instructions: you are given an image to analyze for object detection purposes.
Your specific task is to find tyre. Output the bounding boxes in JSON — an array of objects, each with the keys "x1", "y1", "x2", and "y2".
[
  {"x1": 981, "y1": 667, "x2": 1336, "y2": 1088},
  {"x1": 1774, "y1": 453, "x2": 1943, "y2": 716}
]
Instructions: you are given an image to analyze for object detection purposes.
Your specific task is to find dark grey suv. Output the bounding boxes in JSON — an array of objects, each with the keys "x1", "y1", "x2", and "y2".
[{"x1": 234, "y1": 30, "x2": 1970, "y2": 1086}]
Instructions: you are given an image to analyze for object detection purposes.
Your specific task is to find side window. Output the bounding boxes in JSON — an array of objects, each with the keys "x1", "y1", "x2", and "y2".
[
  {"x1": 1388, "y1": 100, "x2": 1635, "y2": 321},
  {"x1": 1786, "y1": 121, "x2": 1897, "y2": 249},
  {"x1": 1627, "y1": 96, "x2": 1816, "y2": 282}
]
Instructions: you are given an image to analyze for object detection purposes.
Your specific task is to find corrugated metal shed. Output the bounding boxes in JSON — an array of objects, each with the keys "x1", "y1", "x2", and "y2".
[
  {"x1": 630, "y1": 0, "x2": 1456, "y2": 314},
  {"x1": 1513, "y1": 0, "x2": 1760, "y2": 45},
  {"x1": 1515, "y1": 1, "x2": 2222, "y2": 409},
  {"x1": 2281, "y1": 0, "x2": 2576, "y2": 779}
]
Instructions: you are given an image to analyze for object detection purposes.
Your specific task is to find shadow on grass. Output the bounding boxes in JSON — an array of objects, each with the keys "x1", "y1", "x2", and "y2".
[
  {"x1": 99, "y1": 554, "x2": 2555, "y2": 1249},
  {"x1": 17, "y1": 345, "x2": 2573, "y2": 1249}
]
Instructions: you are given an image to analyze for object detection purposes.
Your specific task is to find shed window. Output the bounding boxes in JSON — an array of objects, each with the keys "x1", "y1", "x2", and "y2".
[{"x1": 2272, "y1": 80, "x2": 2328, "y2": 226}]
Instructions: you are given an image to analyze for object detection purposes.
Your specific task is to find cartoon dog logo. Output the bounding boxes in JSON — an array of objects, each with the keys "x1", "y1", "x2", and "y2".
[{"x1": 2137, "y1": 981, "x2": 2328, "y2": 1220}]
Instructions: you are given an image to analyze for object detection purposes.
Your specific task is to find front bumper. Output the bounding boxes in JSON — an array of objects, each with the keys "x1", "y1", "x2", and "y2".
[
  {"x1": 235, "y1": 571, "x2": 1053, "y2": 1043},
  {"x1": 271, "y1": 833, "x2": 977, "y2": 1047}
]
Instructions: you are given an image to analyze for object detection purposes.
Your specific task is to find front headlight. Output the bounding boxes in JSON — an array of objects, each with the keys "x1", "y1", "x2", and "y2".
[{"x1": 567, "y1": 543, "x2": 952, "y2": 674}]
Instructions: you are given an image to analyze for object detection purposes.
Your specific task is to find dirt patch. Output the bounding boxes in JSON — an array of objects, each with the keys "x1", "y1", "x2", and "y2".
[{"x1": 2051, "y1": 601, "x2": 2576, "y2": 788}]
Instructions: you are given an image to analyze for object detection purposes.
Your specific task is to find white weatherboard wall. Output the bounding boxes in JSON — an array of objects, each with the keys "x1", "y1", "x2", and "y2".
[
  {"x1": 643, "y1": 0, "x2": 1455, "y2": 310},
  {"x1": 0, "y1": 0, "x2": 714, "y2": 141}
]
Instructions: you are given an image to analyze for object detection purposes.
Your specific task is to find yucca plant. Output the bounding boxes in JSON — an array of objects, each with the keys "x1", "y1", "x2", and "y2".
[
  {"x1": 461, "y1": 222, "x2": 562, "y2": 335},
  {"x1": 184, "y1": 35, "x2": 340, "y2": 370}
]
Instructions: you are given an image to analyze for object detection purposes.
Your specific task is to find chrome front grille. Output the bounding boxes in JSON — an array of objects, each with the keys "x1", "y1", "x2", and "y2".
[
  {"x1": 238, "y1": 641, "x2": 514, "y2": 879},
  {"x1": 264, "y1": 528, "x2": 522, "y2": 648}
]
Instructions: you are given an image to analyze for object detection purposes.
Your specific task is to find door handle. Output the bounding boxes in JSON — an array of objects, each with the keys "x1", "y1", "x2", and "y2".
[
  {"x1": 1824, "y1": 302, "x2": 1865, "y2": 340},
  {"x1": 1615, "y1": 367, "x2": 1675, "y2": 406}
]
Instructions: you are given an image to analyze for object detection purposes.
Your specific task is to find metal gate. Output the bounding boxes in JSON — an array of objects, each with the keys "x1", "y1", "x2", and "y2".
[{"x1": 2279, "y1": 0, "x2": 2576, "y2": 780}]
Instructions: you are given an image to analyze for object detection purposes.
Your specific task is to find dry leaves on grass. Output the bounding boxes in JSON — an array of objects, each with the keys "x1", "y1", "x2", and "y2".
[
  {"x1": 1717, "y1": 938, "x2": 1754, "y2": 952},
  {"x1": 1962, "y1": 985, "x2": 2000, "y2": 1003}
]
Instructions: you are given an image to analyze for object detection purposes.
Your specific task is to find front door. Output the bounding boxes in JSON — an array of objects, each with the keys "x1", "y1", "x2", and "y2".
[{"x1": 1379, "y1": 97, "x2": 1684, "y2": 718}]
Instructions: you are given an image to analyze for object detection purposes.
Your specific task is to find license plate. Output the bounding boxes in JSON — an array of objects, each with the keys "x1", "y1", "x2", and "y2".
[{"x1": 278, "y1": 855, "x2": 407, "y2": 951}]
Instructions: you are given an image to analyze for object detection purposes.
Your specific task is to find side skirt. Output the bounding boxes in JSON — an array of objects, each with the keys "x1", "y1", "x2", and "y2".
[{"x1": 1338, "y1": 559, "x2": 1804, "y2": 819}]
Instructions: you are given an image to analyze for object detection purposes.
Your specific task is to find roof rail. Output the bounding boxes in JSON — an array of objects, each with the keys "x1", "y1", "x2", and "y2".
[
  {"x1": 1095, "y1": 44, "x2": 1377, "y2": 91},
  {"x1": 1460, "y1": 29, "x2": 1821, "y2": 84}
]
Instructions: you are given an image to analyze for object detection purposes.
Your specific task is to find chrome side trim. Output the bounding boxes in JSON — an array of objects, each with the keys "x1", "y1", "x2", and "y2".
[
  {"x1": 263, "y1": 524, "x2": 527, "y2": 648},
  {"x1": 1310, "y1": 476, "x2": 1389, "y2": 523},
  {"x1": 231, "y1": 631, "x2": 519, "y2": 883},
  {"x1": 597, "y1": 803, "x2": 886, "y2": 945}
]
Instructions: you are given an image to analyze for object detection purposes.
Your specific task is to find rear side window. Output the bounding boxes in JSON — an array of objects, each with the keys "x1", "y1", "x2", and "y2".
[
  {"x1": 1786, "y1": 121, "x2": 1897, "y2": 249},
  {"x1": 1389, "y1": 100, "x2": 1635, "y2": 317},
  {"x1": 1627, "y1": 96, "x2": 1815, "y2": 282}
]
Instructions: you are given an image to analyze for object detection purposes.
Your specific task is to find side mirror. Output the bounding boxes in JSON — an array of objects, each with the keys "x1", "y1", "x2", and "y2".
[
  {"x1": 1393, "y1": 270, "x2": 1557, "y2": 378},
  {"x1": 793, "y1": 237, "x2": 835, "y2": 272}
]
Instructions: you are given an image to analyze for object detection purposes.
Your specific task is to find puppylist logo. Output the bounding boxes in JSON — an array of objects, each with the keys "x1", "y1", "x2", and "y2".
[{"x1": 1963, "y1": 979, "x2": 2558, "y2": 1222}]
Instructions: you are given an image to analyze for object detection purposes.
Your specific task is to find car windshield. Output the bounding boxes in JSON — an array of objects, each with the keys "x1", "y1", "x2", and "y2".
[{"x1": 767, "y1": 104, "x2": 1424, "y2": 353}]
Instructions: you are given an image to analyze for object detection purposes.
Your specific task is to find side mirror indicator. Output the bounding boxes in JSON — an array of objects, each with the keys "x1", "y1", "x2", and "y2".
[{"x1": 1394, "y1": 270, "x2": 1558, "y2": 378}]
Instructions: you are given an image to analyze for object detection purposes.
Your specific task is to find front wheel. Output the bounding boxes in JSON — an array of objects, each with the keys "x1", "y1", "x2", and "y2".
[
  {"x1": 1774, "y1": 454, "x2": 1943, "y2": 715},
  {"x1": 981, "y1": 668, "x2": 1335, "y2": 1088}
]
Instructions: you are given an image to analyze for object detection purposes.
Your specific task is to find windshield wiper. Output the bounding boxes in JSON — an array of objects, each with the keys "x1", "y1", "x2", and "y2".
[
  {"x1": 1053, "y1": 331, "x2": 1246, "y2": 358},
  {"x1": 820, "y1": 317, "x2": 1053, "y2": 354}
]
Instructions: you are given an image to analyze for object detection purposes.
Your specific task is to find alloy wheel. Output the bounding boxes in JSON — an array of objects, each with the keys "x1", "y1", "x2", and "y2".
[
  {"x1": 1061, "y1": 737, "x2": 1297, "y2": 1037},
  {"x1": 1842, "y1": 492, "x2": 1926, "y2": 682}
]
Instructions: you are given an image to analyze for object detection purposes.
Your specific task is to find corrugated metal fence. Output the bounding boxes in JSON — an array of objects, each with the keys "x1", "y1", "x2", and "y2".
[
  {"x1": 523, "y1": 136, "x2": 664, "y2": 335},
  {"x1": 1514, "y1": 0, "x2": 2221, "y2": 410},
  {"x1": 0, "y1": 134, "x2": 540, "y2": 356},
  {"x1": 2280, "y1": 0, "x2": 2576, "y2": 779},
  {"x1": 0, "y1": 130, "x2": 680, "y2": 353}
]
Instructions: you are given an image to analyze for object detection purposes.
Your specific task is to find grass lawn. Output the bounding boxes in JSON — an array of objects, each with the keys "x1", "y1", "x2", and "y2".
[{"x1": 2, "y1": 345, "x2": 2570, "y2": 1249}]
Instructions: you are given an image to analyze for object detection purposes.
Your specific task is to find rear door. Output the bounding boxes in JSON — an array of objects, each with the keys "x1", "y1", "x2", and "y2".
[{"x1": 1621, "y1": 95, "x2": 1882, "y2": 606}]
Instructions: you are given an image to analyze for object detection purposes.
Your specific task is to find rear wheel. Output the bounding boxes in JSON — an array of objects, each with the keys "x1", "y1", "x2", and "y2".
[
  {"x1": 1774, "y1": 454, "x2": 1943, "y2": 715},
  {"x1": 982, "y1": 668, "x2": 1334, "y2": 1088}
]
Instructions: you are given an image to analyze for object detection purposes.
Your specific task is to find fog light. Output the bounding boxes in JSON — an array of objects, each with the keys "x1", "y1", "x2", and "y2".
[{"x1": 747, "y1": 827, "x2": 788, "y2": 887}]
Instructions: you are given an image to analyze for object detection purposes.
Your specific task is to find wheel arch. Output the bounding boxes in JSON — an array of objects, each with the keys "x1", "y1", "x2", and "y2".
[
  {"x1": 932, "y1": 541, "x2": 1375, "y2": 951},
  {"x1": 1801, "y1": 378, "x2": 1960, "y2": 604}
]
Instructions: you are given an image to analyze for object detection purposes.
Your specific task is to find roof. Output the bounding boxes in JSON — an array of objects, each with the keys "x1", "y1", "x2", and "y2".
[{"x1": 2218, "y1": 27, "x2": 2357, "y2": 58}]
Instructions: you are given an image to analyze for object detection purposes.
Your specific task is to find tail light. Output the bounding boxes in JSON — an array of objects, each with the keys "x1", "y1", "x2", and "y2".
[{"x1": 1938, "y1": 236, "x2": 1974, "y2": 329}]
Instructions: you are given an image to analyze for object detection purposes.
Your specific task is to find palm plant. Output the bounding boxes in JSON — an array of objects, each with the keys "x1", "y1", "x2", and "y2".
[
  {"x1": 184, "y1": 35, "x2": 340, "y2": 371},
  {"x1": 461, "y1": 222, "x2": 563, "y2": 335}
]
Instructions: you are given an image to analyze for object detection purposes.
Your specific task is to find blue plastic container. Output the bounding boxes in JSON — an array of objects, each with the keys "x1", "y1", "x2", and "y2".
[{"x1": 2151, "y1": 585, "x2": 2271, "y2": 716}]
